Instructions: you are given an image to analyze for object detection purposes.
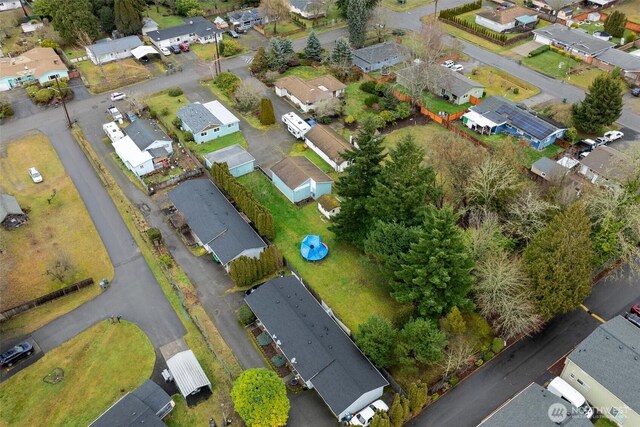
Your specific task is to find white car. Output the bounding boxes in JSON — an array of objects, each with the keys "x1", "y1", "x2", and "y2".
[
  {"x1": 110, "y1": 92, "x2": 126, "y2": 101},
  {"x1": 450, "y1": 64, "x2": 464, "y2": 72},
  {"x1": 348, "y1": 400, "x2": 389, "y2": 426},
  {"x1": 603, "y1": 130, "x2": 623, "y2": 141},
  {"x1": 28, "y1": 167, "x2": 43, "y2": 183},
  {"x1": 160, "y1": 46, "x2": 171, "y2": 56},
  {"x1": 441, "y1": 60, "x2": 455, "y2": 68}
]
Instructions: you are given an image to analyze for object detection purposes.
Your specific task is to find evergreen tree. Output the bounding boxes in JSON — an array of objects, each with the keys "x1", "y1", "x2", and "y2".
[
  {"x1": 114, "y1": 0, "x2": 144, "y2": 35},
  {"x1": 347, "y1": 0, "x2": 367, "y2": 48},
  {"x1": 401, "y1": 396, "x2": 411, "y2": 421},
  {"x1": 259, "y1": 98, "x2": 276, "y2": 125},
  {"x1": 572, "y1": 73, "x2": 623, "y2": 133},
  {"x1": 393, "y1": 206, "x2": 474, "y2": 319},
  {"x1": 389, "y1": 394, "x2": 404, "y2": 427},
  {"x1": 442, "y1": 306, "x2": 466, "y2": 335},
  {"x1": 35, "y1": 0, "x2": 99, "y2": 43},
  {"x1": 604, "y1": 10, "x2": 627, "y2": 38},
  {"x1": 304, "y1": 31, "x2": 323, "y2": 61},
  {"x1": 407, "y1": 381, "x2": 429, "y2": 415},
  {"x1": 329, "y1": 118, "x2": 385, "y2": 249},
  {"x1": 266, "y1": 38, "x2": 286, "y2": 70},
  {"x1": 279, "y1": 37, "x2": 294, "y2": 63},
  {"x1": 397, "y1": 319, "x2": 447, "y2": 366},
  {"x1": 523, "y1": 202, "x2": 594, "y2": 321},
  {"x1": 250, "y1": 47, "x2": 268, "y2": 74},
  {"x1": 364, "y1": 221, "x2": 421, "y2": 282},
  {"x1": 368, "y1": 134, "x2": 440, "y2": 226},
  {"x1": 354, "y1": 316, "x2": 397, "y2": 368},
  {"x1": 98, "y1": 6, "x2": 115, "y2": 33},
  {"x1": 330, "y1": 37, "x2": 352, "y2": 67}
]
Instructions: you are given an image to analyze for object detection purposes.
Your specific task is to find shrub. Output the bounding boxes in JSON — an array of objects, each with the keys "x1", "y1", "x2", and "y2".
[
  {"x1": 512, "y1": 87, "x2": 519, "y2": 95},
  {"x1": 364, "y1": 95, "x2": 379, "y2": 107},
  {"x1": 0, "y1": 101, "x2": 13, "y2": 119},
  {"x1": 395, "y1": 102, "x2": 412, "y2": 119},
  {"x1": 147, "y1": 227, "x2": 162, "y2": 242},
  {"x1": 565, "y1": 126, "x2": 578, "y2": 143},
  {"x1": 259, "y1": 98, "x2": 276, "y2": 125},
  {"x1": 41, "y1": 39, "x2": 59, "y2": 48},
  {"x1": 491, "y1": 337, "x2": 505, "y2": 353},
  {"x1": 238, "y1": 304, "x2": 256, "y2": 326},
  {"x1": 627, "y1": 31, "x2": 638, "y2": 43},
  {"x1": 26, "y1": 85, "x2": 39, "y2": 98},
  {"x1": 159, "y1": 254, "x2": 173, "y2": 268},
  {"x1": 360, "y1": 80, "x2": 378, "y2": 94},
  {"x1": 475, "y1": 359, "x2": 484, "y2": 367},
  {"x1": 449, "y1": 375, "x2": 459, "y2": 386},
  {"x1": 262, "y1": 70, "x2": 279, "y2": 85},
  {"x1": 379, "y1": 110, "x2": 396, "y2": 125},
  {"x1": 220, "y1": 38, "x2": 243, "y2": 57},
  {"x1": 344, "y1": 115, "x2": 356, "y2": 125},
  {"x1": 184, "y1": 132, "x2": 194, "y2": 142},
  {"x1": 150, "y1": 110, "x2": 158, "y2": 119},
  {"x1": 172, "y1": 117, "x2": 182, "y2": 129},
  {"x1": 34, "y1": 88, "x2": 54, "y2": 103},
  {"x1": 167, "y1": 87, "x2": 183, "y2": 97},
  {"x1": 160, "y1": 107, "x2": 169, "y2": 116},
  {"x1": 214, "y1": 72, "x2": 241, "y2": 97},
  {"x1": 483, "y1": 351, "x2": 495, "y2": 362},
  {"x1": 373, "y1": 115, "x2": 386, "y2": 129}
]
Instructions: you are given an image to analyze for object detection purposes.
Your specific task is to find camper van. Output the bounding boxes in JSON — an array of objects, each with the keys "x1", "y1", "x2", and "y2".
[
  {"x1": 282, "y1": 112, "x2": 311, "y2": 140},
  {"x1": 547, "y1": 377, "x2": 594, "y2": 419}
]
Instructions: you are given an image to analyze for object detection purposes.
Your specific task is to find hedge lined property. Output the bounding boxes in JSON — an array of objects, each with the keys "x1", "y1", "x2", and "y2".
[
  {"x1": 211, "y1": 163, "x2": 275, "y2": 239},
  {"x1": 229, "y1": 246, "x2": 284, "y2": 287},
  {"x1": 438, "y1": 0, "x2": 482, "y2": 19},
  {"x1": 528, "y1": 44, "x2": 550, "y2": 57}
]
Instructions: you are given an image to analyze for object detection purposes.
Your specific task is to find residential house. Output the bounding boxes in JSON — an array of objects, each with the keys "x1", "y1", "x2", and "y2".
[
  {"x1": 168, "y1": 179, "x2": 266, "y2": 268},
  {"x1": 275, "y1": 75, "x2": 346, "y2": 113},
  {"x1": 479, "y1": 383, "x2": 593, "y2": 426},
  {"x1": 439, "y1": 67, "x2": 484, "y2": 105},
  {"x1": 176, "y1": 101, "x2": 240, "y2": 144},
  {"x1": 166, "y1": 350, "x2": 212, "y2": 398},
  {"x1": 203, "y1": 144, "x2": 255, "y2": 176},
  {"x1": 560, "y1": 316, "x2": 640, "y2": 427},
  {"x1": 141, "y1": 17, "x2": 159, "y2": 35},
  {"x1": 125, "y1": 119, "x2": 173, "y2": 168},
  {"x1": 531, "y1": 157, "x2": 571, "y2": 181},
  {"x1": 530, "y1": 0, "x2": 580, "y2": 19},
  {"x1": 245, "y1": 276, "x2": 388, "y2": 421},
  {"x1": 271, "y1": 156, "x2": 333, "y2": 203},
  {"x1": 578, "y1": 145, "x2": 632, "y2": 186},
  {"x1": 317, "y1": 193, "x2": 340, "y2": 219},
  {"x1": 89, "y1": 380, "x2": 174, "y2": 427},
  {"x1": 0, "y1": 47, "x2": 68, "y2": 91},
  {"x1": 532, "y1": 24, "x2": 614, "y2": 61},
  {"x1": 227, "y1": 9, "x2": 266, "y2": 31},
  {"x1": 352, "y1": 42, "x2": 405, "y2": 73},
  {"x1": 0, "y1": 194, "x2": 27, "y2": 229},
  {"x1": 112, "y1": 136, "x2": 155, "y2": 177},
  {"x1": 147, "y1": 16, "x2": 223, "y2": 50},
  {"x1": 213, "y1": 16, "x2": 229, "y2": 30},
  {"x1": 475, "y1": 6, "x2": 539, "y2": 33},
  {"x1": 461, "y1": 96, "x2": 567, "y2": 150},
  {"x1": 0, "y1": 1, "x2": 21, "y2": 11},
  {"x1": 86, "y1": 36, "x2": 143, "y2": 65},
  {"x1": 592, "y1": 48, "x2": 640, "y2": 84},
  {"x1": 289, "y1": 0, "x2": 326, "y2": 19},
  {"x1": 303, "y1": 124, "x2": 353, "y2": 172}
]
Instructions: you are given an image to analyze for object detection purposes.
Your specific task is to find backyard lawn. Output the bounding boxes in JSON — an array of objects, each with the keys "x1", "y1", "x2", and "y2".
[
  {"x1": 146, "y1": 89, "x2": 190, "y2": 139},
  {"x1": 382, "y1": 124, "x2": 450, "y2": 157},
  {"x1": 468, "y1": 66, "x2": 540, "y2": 102},
  {"x1": 145, "y1": 6, "x2": 185, "y2": 28},
  {"x1": 344, "y1": 80, "x2": 372, "y2": 121},
  {"x1": 282, "y1": 65, "x2": 331, "y2": 79},
  {"x1": 421, "y1": 91, "x2": 471, "y2": 114},
  {"x1": 0, "y1": 132, "x2": 113, "y2": 311},
  {"x1": 186, "y1": 131, "x2": 249, "y2": 160},
  {"x1": 206, "y1": 82, "x2": 273, "y2": 130},
  {"x1": 522, "y1": 50, "x2": 604, "y2": 89},
  {"x1": 289, "y1": 142, "x2": 336, "y2": 175},
  {"x1": 76, "y1": 58, "x2": 152, "y2": 94},
  {"x1": 0, "y1": 321, "x2": 154, "y2": 427},
  {"x1": 238, "y1": 171, "x2": 410, "y2": 329}
]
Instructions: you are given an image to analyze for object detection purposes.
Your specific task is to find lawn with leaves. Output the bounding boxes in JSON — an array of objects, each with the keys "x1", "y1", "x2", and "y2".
[
  {"x1": 238, "y1": 171, "x2": 410, "y2": 329},
  {"x1": 344, "y1": 80, "x2": 372, "y2": 121},
  {"x1": 382, "y1": 124, "x2": 450, "y2": 157},
  {"x1": 76, "y1": 58, "x2": 152, "y2": 94},
  {"x1": 0, "y1": 321, "x2": 154, "y2": 427},
  {"x1": 146, "y1": 90, "x2": 190, "y2": 139},
  {"x1": 282, "y1": 65, "x2": 331, "y2": 80},
  {"x1": 145, "y1": 6, "x2": 185, "y2": 28},
  {"x1": 468, "y1": 66, "x2": 540, "y2": 102},
  {"x1": 0, "y1": 132, "x2": 113, "y2": 311}
]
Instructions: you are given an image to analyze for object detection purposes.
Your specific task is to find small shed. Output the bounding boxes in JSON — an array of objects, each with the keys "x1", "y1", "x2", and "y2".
[
  {"x1": 0, "y1": 194, "x2": 28, "y2": 229},
  {"x1": 203, "y1": 144, "x2": 255, "y2": 176},
  {"x1": 530, "y1": 157, "x2": 569, "y2": 181},
  {"x1": 317, "y1": 194, "x2": 340, "y2": 219},
  {"x1": 166, "y1": 350, "x2": 212, "y2": 398}
]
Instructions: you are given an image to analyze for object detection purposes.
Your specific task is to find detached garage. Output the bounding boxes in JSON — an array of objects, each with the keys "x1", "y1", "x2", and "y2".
[{"x1": 166, "y1": 350, "x2": 212, "y2": 398}]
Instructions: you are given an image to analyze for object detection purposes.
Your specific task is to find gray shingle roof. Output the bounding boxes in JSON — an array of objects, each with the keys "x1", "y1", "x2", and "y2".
[
  {"x1": 352, "y1": 42, "x2": 403, "y2": 65},
  {"x1": 567, "y1": 315, "x2": 640, "y2": 413},
  {"x1": 290, "y1": 0, "x2": 318, "y2": 12},
  {"x1": 176, "y1": 103, "x2": 219, "y2": 134},
  {"x1": 479, "y1": 383, "x2": 593, "y2": 426},
  {"x1": 596, "y1": 48, "x2": 640, "y2": 72},
  {"x1": 0, "y1": 194, "x2": 24, "y2": 223},
  {"x1": 245, "y1": 276, "x2": 388, "y2": 418},
  {"x1": 87, "y1": 36, "x2": 143, "y2": 57},
  {"x1": 125, "y1": 119, "x2": 171, "y2": 151},
  {"x1": 443, "y1": 68, "x2": 484, "y2": 97},
  {"x1": 146, "y1": 16, "x2": 222, "y2": 42},
  {"x1": 204, "y1": 144, "x2": 255, "y2": 170},
  {"x1": 531, "y1": 157, "x2": 569, "y2": 181},
  {"x1": 533, "y1": 24, "x2": 615, "y2": 55},
  {"x1": 227, "y1": 9, "x2": 262, "y2": 23},
  {"x1": 168, "y1": 179, "x2": 266, "y2": 265}
]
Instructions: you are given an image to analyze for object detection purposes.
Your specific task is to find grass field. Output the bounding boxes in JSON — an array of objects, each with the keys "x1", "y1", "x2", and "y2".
[
  {"x1": 76, "y1": 58, "x2": 152, "y2": 94},
  {"x1": 421, "y1": 91, "x2": 471, "y2": 114},
  {"x1": 382, "y1": 124, "x2": 450, "y2": 157},
  {"x1": 0, "y1": 132, "x2": 112, "y2": 311},
  {"x1": 344, "y1": 81, "x2": 372, "y2": 121},
  {"x1": 607, "y1": 0, "x2": 640, "y2": 23},
  {"x1": 145, "y1": 6, "x2": 185, "y2": 28},
  {"x1": 522, "y1": 51, "x2": 604, "y2": 90},
  {"x1": 289, "y1": 142, "x2": 335, "y2": 174},
  {"x1": 468, "y1": 66, "x2": 540, "y2": 102},
  {"x1": 186, "y1": 131, "x2": 248, "y2": 160},
  {"x1": 146, "y1": 89, "x2": 190, "y2": 139},
  {"x1": 282, "y1": 65, "x2": 331, "y2": 80},
  {"x1": 238, "y1": 171, "x2": 410, "y2": 329},
  {"x1": 0, "y1": 321, "x2": 154, "y2": 426}
]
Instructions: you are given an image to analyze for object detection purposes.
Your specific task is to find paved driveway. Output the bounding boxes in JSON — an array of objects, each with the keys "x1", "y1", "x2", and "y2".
[{"x1": 510, "y1": 40, "x2": 543, "y2": 57}]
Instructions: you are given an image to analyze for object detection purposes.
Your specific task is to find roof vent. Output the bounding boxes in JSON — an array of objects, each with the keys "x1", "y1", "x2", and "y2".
[
  {"x1": 605, "y1": 336, "x2": 609, "y2": 339},
  {"x1": 308, "y1": 340, "x2": 312, "y2": 344},
  {"x1": 619, "y1": 345, "x2": 623, "y2": 349},
  {"x1": 329, "y1": 345, "x2": 333, "y2": 349},
  {"x1": 276, "y1": 300, "x2": 280, "y2": 304}
]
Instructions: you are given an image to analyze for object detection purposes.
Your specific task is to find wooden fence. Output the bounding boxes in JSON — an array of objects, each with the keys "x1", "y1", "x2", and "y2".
[
  {"x1": 0, "y1": 278, "x2": 95, "y2": 322},
  {"x1": 147, "y1": 168, "x2": 204, "y2": 195}
]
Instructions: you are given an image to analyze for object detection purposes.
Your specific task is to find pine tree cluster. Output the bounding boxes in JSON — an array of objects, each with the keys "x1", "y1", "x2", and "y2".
[{"x1": 229, "y1": 246, "x2": 284, "y2": 287}]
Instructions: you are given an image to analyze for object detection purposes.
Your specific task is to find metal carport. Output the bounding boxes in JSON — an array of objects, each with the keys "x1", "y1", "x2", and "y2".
[
  {"x1": 166, "y1": 350, "x2": 211, "y2": 398},
  {"x1": 131, "y1": 45, "x2": 160, "y2": 59}
]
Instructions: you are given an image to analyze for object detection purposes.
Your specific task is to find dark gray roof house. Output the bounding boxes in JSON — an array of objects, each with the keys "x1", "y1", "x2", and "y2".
[
  {"x1": 531, "y1": 157, "x2": 570, "y2": 181},
  {"x1": 352, "y1": 42, "x2": 405, "y2": 72},
  {"x1": 175, "y1": 102, "x2": 235, "y2": 134},
  {"x1": 533, "y1": 24, "x2": 615, "y2": 57},
  {"x1": 168, "y1": 179, "x2": 266, "y2": 266},
  {"x1": 245, "y1": 276, "x2": 388, "y2": 421},
  {"x1": 0, "y1": 194, "x2": 27, "y2": 229},
  {"x1": 87, "y1": 36, "x2": 143, "y2": 58},
  {"x1": 203, "y1": 144, "x2": 255, "y2": 175},
  {"x1": 89, "y1": 380, "x2": 174, "y2": 427},
  {"x1": 125, "y1": 119, "x2": 172, "y2": 151},
  {"x1": 146, "y1": 16, "x2": 222, "y2": 46},
  {"x1": 595, "y1": 48, "x2": 640, "y2": 72},
  {"x1": 227, "y1": 9, "x2": 265, "y2": 29},
  {"x1": 479, "y1": 383, "x2": 593, "y2": 426}
]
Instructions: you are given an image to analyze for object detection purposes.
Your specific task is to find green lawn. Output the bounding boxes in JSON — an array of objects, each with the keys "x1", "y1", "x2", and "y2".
[
  {"x1": 564, "y1": 67, "x2": 604, "y2": 90},
  {"x1": 382, "y1": 124, "x2": 451, "y2": 158},
  {"x1": 468, "y1": 66, "x2": 540, "y2": 102},
  {"x1": 522, "y1": 50, "x2": 579, "y2": 79},
  {"x1": 594, "y1": 417, "x2": 619, "y2": 427},
  {"x1": 186, "y1": 131, "x2": 249, "y2": 160},
  {"x1": 76, "y1": 58, "x2": 152, "y2": 94},
  {"x1": 0, "y1": 321, "x2": 154, "y2": 427},
  {"x1": 146, "y1": 89, "x2": 190, "y2": 139},
  {"x1": 421, "y1": 91, "x2": 471, "y2": 114},
  {"x1": 344, "y1": 81, "x2": 372, "y2": 121},
  {"x1": 145, "y1": 6, "x2": 185, "y2": 28},
  {"x1": 283, "y1": 65, "x2": 331, "y2": 79},
  {"x1": 289, "y1": 142, "x2": 335, "y2": 174},
  {"x1": 238, "y1": 171, "x2": 410, "y2": 329}
]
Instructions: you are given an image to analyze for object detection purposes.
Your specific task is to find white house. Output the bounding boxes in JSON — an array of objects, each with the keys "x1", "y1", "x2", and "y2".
[
  {"x1": 274, "y1": 75, "x2": 346, "y2": 113},
  {"x1": 125, "y1": 119, "x2": 173, "y2": 168},
  {"x1": 103, "y1": 121, "x2": 126, "y2": 143},
  {"x1": 176, "y1": 100, "x2": 240, "y2": 144},
  {"x1": 289, "y1": 0, "x2": 326, "y2": 19},
  {"x1": 303, "y1": 124, "x2": 353, "y2": 172},
  {"x1": 86, "y1": 36, "x2": 143, "y2": 65},
  {"x1": 112, "y1": 136, "x2": 155, "y2": 177},
  {"x1": 0, "y1": 1, "x2": 21, "y2": 11},
  {"x1": 147, "y1": 16, "x2": 222, "y2": 50},
  {"x1": 475, "y1": 6, "x2": 539, "y2": 33}
]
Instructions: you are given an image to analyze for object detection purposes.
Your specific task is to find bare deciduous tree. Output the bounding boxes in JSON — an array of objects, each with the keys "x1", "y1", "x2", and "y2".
[
  {"x1": 368, "y1": 6, "x2": 388, "y2": 43},
  {"x1": 314, "y1": 97, "x2": 342, "y2": 118},
  {"x1": 45, "y1": 253, "x2": 76, "y2": 284},
  {"x1": 234, "y1": 79, "x2": 263, "y2": 112},
  {"x1": 504, "y1": 189, "x2": 558, "y2": 245},
  {"x1": 465, "y1": 157, "x2": 520, "y2": 217},
  {"x1": 261, "y1": 0, "x2": 290, "y2": 34},
  {"x1": 438, "y1": 336, "x2": 476, "y2": 378}
]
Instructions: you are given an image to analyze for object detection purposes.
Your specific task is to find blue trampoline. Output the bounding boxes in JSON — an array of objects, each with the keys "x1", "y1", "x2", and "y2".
[{"x1": 300, "y1": 235, "x2": 328, "y2": 261}]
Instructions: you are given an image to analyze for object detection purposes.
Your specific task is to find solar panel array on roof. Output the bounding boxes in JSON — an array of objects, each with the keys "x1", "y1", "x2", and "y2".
[{"x1": 494, "y1": 103, "x2": 557, "y2": 140}]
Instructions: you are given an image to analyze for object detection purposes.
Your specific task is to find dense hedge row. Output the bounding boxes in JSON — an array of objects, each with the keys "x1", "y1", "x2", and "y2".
[
  {"x1": 438, "y1": 0, "x2": 482, "y2": 19},
  {"x1": 445, "y1": 15, "x2": 509, "y2": 43},
  {"x1": 528, "y1": 44, "x2": 550, "y2": 57},
  {"x1": 229, "y1": 246, "x2": 283, "y2": 287}
]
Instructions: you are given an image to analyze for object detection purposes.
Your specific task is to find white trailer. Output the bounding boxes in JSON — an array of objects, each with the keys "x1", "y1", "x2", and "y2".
[{"x1": 282, "y1": 112, "x2": 311, "y2": 139}]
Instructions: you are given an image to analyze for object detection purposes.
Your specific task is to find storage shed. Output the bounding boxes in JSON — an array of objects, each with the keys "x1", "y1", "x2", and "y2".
[{"x1": 166, "y1": 350, "x2": 212, "y2": 398}]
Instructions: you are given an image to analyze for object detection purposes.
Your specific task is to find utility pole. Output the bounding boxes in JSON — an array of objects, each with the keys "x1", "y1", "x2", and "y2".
[
  {"x1": 214, "y1": 36, "x2": 222, "y2": 75},
  {"x1": 55, "y1": 75, "x2": 72, "y2": 128}
]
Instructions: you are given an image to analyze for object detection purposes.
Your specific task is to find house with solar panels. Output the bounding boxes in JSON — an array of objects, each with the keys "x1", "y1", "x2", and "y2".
[{"x1": 461, "y1": 96, "x2": 567, "y2": 150}]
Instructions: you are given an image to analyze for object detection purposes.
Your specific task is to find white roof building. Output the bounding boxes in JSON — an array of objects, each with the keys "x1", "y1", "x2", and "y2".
[
  {"x1": 166, "y1": 350, "x2": 212, "y2": 398},
  {"x1": 112, "y1": 136, "x2": 154, "y2": 177},
  {"x1": 203, "y1": 100, "x2": 239, "y2": 125},
  {"x1": 103, "y1": 121, "x2": 126, "y2": 143}
]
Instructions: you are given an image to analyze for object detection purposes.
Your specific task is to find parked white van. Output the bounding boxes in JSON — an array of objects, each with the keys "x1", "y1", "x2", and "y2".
[
  {"x1": 282, "y1": 112, "x2": 311, "y2": 139},
  {"x1": 547, "y1": 377, "x2": 594, "y2": 419}
]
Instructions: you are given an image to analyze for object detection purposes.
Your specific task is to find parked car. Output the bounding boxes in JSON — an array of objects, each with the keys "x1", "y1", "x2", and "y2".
[
  {"x1": 28, "y1": 167, "x2": 43, "y2": 183},
  {"x1": 441, "y1": 60, "x2": 454, "y2": 68},
  {"x1": 107, "y1": 105, "x2": 123, "y2": 122},
  {"x1": 594, "y1": 136, "x2": 609, "y2": 146},
  {"x1": 603, "y1": 130, "x2": 623, "y2": 141},
  {"x1": 170, "y1": 45, "x2": 181, "y2": 54},
  {"x1": 625, "y1": 312, "x2": 640, "y2": 328},
  {"x1": 630, "y1": 303, "x2": 640, "y2": 316},
  {"x1": 110, "y1": 92, "x2": 126, "y2": 101},
  {"x1": 178, "y1": 42, "x2": 190, "y2": 52},
  {"x1": 631, "y1": 87, "x2": 640, "y2": 97},
  {"x1": 391, "y1": 29, "x2": 406, "y2": 36},
  {"x1": 0, "y1": 342, "x2": 34, "y2": 368},
  {"x1": 139, "y1": 55, "x2": 149, "y2": 63},
  {"x1": 347, "y1": 400, "x2": 389, "y2": 426},
  {"x1": 160, "y1": 46, "x2": 171, "y2": 56},
  {"x1": 227, "y1": 30, "x2": 239, "y2": 38},
  {"x1": 450, "y1": 64, "x2": 464, "y2": 72}
]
